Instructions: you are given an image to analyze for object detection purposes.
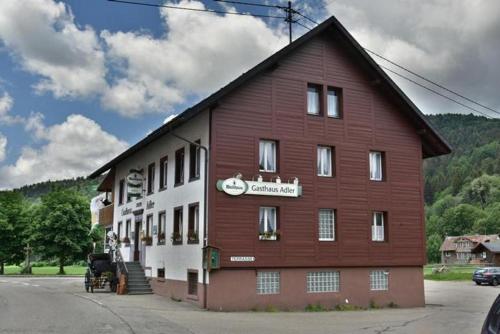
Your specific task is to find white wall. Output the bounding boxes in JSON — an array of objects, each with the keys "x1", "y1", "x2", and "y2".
[{"x1": 112, "y1": 111, "x2": 209, "y2": 283}]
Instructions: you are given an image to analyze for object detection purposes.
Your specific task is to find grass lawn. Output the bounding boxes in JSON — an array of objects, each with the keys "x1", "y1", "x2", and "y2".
[
  {"x1": 424, "y1": 264, "x2": 477, "y2": 281},
  {"x1": 3, "y1": 265, "x2": 86, "y2": 276}
]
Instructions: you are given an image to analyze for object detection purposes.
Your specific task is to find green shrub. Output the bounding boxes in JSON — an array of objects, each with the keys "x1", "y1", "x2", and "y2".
[
  {"x1": 387, "y1": 302, "x2": 399, "y2": 308},
  {"x1": 334, "y1": 304, "x2": 364, "y2": 311},
  {"x1": 305, "y1": 303, "x2": 327, "y2": 312},
  {"x1": 264, "y1": 304, "x2": 278, "y2": 312}
]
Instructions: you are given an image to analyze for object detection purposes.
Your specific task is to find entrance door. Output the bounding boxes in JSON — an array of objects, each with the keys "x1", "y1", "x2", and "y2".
[{"x1": 134, "y1": 220, "x2": 142, "y2": 262}]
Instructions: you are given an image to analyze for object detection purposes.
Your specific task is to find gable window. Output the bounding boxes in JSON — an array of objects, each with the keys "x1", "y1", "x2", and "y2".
[
  {"x1": 147, "y1": 162, "x2": 155, "y2": 194},
  {"x1": 159, "y1": 156, "x2": 168, "y2": 190},
  {"x1": 370, "y1": 270, "x2": 389, "y2": 291},
  {"x1": 307, "y1": 271, "x2": 340, "y2": 293},
  {"x1": 307, "y1": 84, "x2": 322, "y2": 115},
  {"x1": 118, "y1": 179, "x2": 125, "y2": 205},
  {"x1": 188, "y1": 203, "x2": 199, "y2": 244},
  {"x1": 317, "y1": 146, "x2": 333, "y2": 177},
  {"x1": 175, "y1": 147, "x2": 185, "y2": 186},
  {"x1": 259, "y1": 207, "x2": 278, "y2": 240},
  {"x1": 319, "y1": 209, "x2": 335, "y2": 241},
  {"x1": 327, "y1": 87, "x2": 341, "y2": 118},
  {"x1": 259, "y1": 140, "x2": 277, "y2": 173},
  {"x1": 173, "y1": 206, "x2": 183, "y2": 245},
  {"x1": 371, "y1": 211, "x2": 386, "y2": 242},
  {"x1": 189, "y1": 139, "x2": 201, "y2": 181},
  {"x1": 158, "y1": 211, "x2": 166, "y2": 245},
  {"x1": 257, "y1": 271, "x2": 280, "y2": 294},
  {"x1": 369, "y1": 151, "x2": 384, "y2": 181}
]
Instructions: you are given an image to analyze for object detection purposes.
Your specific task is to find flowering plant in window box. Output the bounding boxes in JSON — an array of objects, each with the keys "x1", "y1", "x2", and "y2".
[
  {"x1": 171, "y1": 232, "x2": 182, "y2": 244},
  {"x1": 122, "y1": 237, "x2": 131, "y2": 245},
  {"x1": 158, "y1": 232, "x2": 166, "y2": 244},
  {"x1": 187, "y1": 231, "x2": 199, "y2": 244},
  {"x1": 259, "y1": 230, "x2": 280, "y2": 241},
  {"x1": 141, "y1": 235, "x2": 153, "y2": 246}
]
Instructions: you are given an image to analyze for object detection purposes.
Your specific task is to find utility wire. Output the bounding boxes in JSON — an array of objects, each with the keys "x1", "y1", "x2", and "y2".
[
  {"x1": 107, "y1": 0, "x2": 286, "y2": 19},
  {"x1": 293, "y1": 12, "x2": 500, "y2": 118},
  {"x1": 380, "y1": 66, "x2": 493, "y2": 118},
  {"x1": 213, "y1": 0, "x2": 284, "y2": 9},
  {"x1": 366, "y1": 49, "x2": 500, "y2": 117}
]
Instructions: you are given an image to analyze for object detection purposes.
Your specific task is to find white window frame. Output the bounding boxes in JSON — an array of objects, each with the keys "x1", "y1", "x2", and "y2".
[
  {"x1": 318, "y1": 209, "x2": 335, "y2": 241},
  {"x1": 257, "y1": 271, "x2": 280, "y2": 294},
  {"x1": 317, "y1": 146, "x2": 333, "y2": 177},
  {"x1": 259, "y1": 140, "x2": 277, "y2": 173},
  {"x1": 327, "y1": 88, "x2": 340, "y2": 118},
  {"x1": 369, "y1": 151, "x2": 383, "y2": 181},
  {"x1": 307, "y1": 271, "x2": 340, "y2": 293},
  {"x1": 259, "y1": 207, "x2": 277, "y2": 240},
  {"x1": 370, "y1": 270, "x2": 389, "y2": 291},
  {"x1": 371, "y1": 211, "x2": 385, "y2": 242},
  {"x1": 307, "y1": 84, "x2": 321, "y2": 115}
]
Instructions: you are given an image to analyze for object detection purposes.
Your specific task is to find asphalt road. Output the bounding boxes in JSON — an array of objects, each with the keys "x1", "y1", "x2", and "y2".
[{"x1": 0, "y1": 277, "x2": 497, "y2": 334}]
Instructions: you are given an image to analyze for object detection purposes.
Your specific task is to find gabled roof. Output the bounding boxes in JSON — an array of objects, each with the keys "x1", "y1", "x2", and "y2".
[
  {"x1": 440, "y1": 234, "x2": 499, "y2": 251},
  {"x1": 472, "y1": 241, "x2": 500, "y2": 254},
  {"x1": 89, "y1": 15, "x2": 451, "y2": 179}
]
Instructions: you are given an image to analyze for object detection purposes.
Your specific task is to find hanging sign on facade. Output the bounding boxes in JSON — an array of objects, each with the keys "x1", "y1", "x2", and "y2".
[
  {"x1": 127, "y1": 168, "x2": 143, "y2": 200},
  {"x1": 230, "y1": 256, "x2": 255, "y2": 262},
  {"x1": 216, "y1": 176, "x2": 301, "y2": 197}
]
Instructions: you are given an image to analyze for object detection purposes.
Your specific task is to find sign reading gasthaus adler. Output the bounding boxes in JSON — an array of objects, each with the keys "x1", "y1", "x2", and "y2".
[{"x1": 216, "y1": 176, "x2": 302, "y2": 197}]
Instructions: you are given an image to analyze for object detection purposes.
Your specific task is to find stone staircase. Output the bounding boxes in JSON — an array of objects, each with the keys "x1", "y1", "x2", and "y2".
[{"x1": 125, "y1": 262, "x2": 153, "y2": 295}]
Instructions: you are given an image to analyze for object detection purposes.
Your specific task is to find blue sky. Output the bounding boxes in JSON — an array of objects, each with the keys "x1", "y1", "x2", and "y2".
[{"x1": 0, "y1": 0, "x2": 498, "y2": 189}]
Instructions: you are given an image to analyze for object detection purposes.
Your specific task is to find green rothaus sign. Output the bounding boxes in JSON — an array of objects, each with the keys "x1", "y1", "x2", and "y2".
[{"x1": 203, "y1": 246, "x2": 220, "y2": 272}]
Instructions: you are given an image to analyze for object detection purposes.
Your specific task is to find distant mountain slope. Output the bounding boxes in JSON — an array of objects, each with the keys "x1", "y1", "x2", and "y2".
[
  {"x1": 14, "y1": 176, "x2": 103, "y2": 202},
  {"x1": 424, "y1": 114, "x2": 500, "y2": 203}
]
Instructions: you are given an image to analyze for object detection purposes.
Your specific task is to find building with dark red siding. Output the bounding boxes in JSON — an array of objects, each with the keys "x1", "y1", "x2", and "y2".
[{"x1": 90, "y1": 16, "x2": 451, "y2": 310}]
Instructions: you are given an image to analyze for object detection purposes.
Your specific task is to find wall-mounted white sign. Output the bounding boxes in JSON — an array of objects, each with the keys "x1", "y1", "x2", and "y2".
[
  {"x1": 127, "y1": 169, "x2": 143, "y2": 199},
  {"x1": 217, "y1": 177, "x2": 301, "y2": 197},
  {"x1": 230, "y1": 256, "x2": 255, "y2": 262}
]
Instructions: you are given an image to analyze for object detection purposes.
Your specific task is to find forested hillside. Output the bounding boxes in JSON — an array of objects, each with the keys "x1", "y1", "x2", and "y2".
[
  {"x1": 14, "y1": 176, "x2": 103, "y2": 202},
  {"x1": 424, "y1": 114, "x2": 500, "y2": 263}
]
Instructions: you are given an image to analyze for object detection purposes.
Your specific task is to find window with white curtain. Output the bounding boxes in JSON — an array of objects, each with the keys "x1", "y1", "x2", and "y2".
[
  {"x1": 307, "y1": 84, "x2": 321, "y2": 115},
  {"x1": 259, "y1": 207, "x2": 277, "y2": 240},
  {"x1": 371, "y1": 211, "x2": 385, "y2": 242},
  {"x1": 319, "y1": 209, "x2": 335, "y2": 241},
  {"x1": 259, "y1": 140, "x2": 277, "y2": 172},
  {"x1": 369, "y1": 151, "x2": 383, "y2": 181},
  {"x1": 327, "y1": 88, "x2": 340, "y2": 118},
  {"x1": 317, "y1": 146, "x2": 333, "y2": 177}
]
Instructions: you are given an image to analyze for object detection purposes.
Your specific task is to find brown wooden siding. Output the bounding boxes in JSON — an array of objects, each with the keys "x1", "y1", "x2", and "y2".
[{"x1": 208, "y1": 31, "x2": 425, "y2": 268}]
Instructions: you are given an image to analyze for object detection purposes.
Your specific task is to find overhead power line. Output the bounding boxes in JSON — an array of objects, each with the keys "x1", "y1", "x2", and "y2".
[
  {"x1": 294, "y1": 13, "x2": 499, "y2": 118},
  {"x1": 107, "y1": 0, "x2": 286, "y2": 19},
  {"x1": 213, "y1": 0, "x2": 284, "y2": 9},
  {"x1": 380, "y1": 66, "x2": 492, "y2": 119}
]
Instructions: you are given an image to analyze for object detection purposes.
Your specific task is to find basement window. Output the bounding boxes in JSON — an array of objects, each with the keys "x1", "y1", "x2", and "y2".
[
  {"x1": 307, "y1": 271, "x2": 340, "y2": 293},
  {"x1": 370, "y1": 270, "x2": 389, "y2": 291},
  {"x1": 257, "y1": 271, "x2": 280, "y2": 295},
  {"x1": 188, "y1": 271, "x2": 198, "y2": 296}
]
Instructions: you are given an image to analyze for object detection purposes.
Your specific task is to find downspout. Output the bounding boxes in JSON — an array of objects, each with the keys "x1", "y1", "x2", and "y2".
[{"x1": 168, "y1": 122, "x2": 210, "y2": 309}]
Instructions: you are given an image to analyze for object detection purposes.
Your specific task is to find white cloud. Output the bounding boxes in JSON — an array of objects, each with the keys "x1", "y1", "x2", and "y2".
[
  {"x1": 0, "y1": 133, "x2": 6, "y2": 162},
  {"x1": 0, "y1": 0, "x2": 106, "y2": 98},
  {"x1": 322, "y1": 0, "x2": 500, "y2": 115},
  {"x1": 0, "y1": 91, "x2": 23, "y2": 124},
  {"x1": 0, "y1": 114, "x2": 128, "y2": 189},
  {"x1": 100, "y1": 0, "x2": 287, "y2": 117}
]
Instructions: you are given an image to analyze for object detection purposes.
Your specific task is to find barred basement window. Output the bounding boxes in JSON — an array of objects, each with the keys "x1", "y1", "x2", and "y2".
[
  {"x1": 257, "y1": 272, "x2": 280, "y2": 294},
  {"x1": 188, "y1": 271, "x2": 198, "y2": 296},
  {"x1": 307, "y1": 271, "x2": 340, "y2": 293},
  {"x1": 157, "y1": 268, "x2": 165, "y2": 278},
  {"x1": 318, "y1": 209, "x2": 335, "y2": 241},
  {"x1": 370, "y1": 270, "x2": 389, "y2": 291}
]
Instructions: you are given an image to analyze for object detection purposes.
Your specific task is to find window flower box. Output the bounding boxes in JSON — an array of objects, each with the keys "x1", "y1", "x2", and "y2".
[
  {"x1": 158, "y1": 232, "x2": 166, "y2": 245},
  {"x1": 187, "y1": 231, "x2": 199, "y2": 244},
  {"x1": 122, "y1": 237, "x2": 131, "y2": 245},
  {"x1": 259, "y1": 230, "x2": 280, "y2": 241},
  {"x1": 171, "y1": 232, "x2": 182, "y2": 245},
  {"x1": 141, "y1": 236, "x2": 152, "y2": 246}
]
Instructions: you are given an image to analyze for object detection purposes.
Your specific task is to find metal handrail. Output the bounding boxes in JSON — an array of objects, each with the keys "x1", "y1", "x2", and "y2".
[{"x1": 115, "y1": 248, "x2": 129, "y2": 278}]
